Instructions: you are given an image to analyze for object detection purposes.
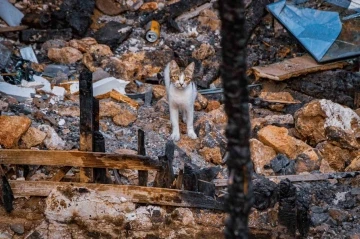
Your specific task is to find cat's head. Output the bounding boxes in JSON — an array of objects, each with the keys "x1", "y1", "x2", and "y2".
[{"x1": 169, "y1": 60, "x2": 195, "y2": 89}]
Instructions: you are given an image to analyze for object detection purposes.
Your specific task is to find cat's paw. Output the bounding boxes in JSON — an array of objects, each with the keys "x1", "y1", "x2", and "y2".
[
  {"x1": 170, "y1": 132, "x2": 181, "y2": 141},
  {"x1": 187, "y1": 130, "x2": 197, "y2": 139}
]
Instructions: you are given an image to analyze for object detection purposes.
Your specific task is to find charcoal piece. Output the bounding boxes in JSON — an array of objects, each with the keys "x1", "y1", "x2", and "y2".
[
  {"x1": 278, "y1": 179, "x2": 297, "y2": 236},
  {"x1": 51, "y1": 0, "x2": 95, "y2": 36},
  {"x1": 183, "y1": 164, "x2": 198, "y2": 191},
  {"x1": 295, "y1": 153, "x2": 320, "y2": 173},
  {"x1": 270, "y1": 154, "x2": 295, "y2": 175},
  {"x1": 94, "y1": 21, "x2": 132, "y2": 50},
  {"x1": 197, "y1": 67, "x2": 219, "y2": 88},
  {"x1": 252, "y1": 176, "x2": 278, "y2": 210},
  {"x1": 296, "y1": 185, "x2": 311, "y2": 237},
  {"x1": 311, "y1": 212, "x2": 329, "y2": 226},
  {"x1": 21, "y1": 29, "x2": 73, "y2": 43},
  {"x1": 198, "y1": 180, "x2": 216, "y2": 197},
  {"x1": 0, "y1": 176, "x2": 14, "y2": 213},
  {"x1": 21, "y1": 13, "x2": 51, "y2": 29}
]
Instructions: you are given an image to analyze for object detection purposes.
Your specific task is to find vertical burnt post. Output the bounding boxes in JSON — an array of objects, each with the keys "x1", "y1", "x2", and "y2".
[
  {"x1": 79, "y1": 69, "x2": 94, "y2": 183},
  {"x1": 219, "y1": 0, "x2": 253, "y2": 238},
  {"x1": 138, "y1": 129, "x2": 148, "y2": 186}
]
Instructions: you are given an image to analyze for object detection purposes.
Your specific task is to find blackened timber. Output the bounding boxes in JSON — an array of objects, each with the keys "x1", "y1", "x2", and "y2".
[
  {"x1": 20, "y1": 28, "x2": 72, "y2": 43},
  {"x1": 0, "y1": 149, "x2": 161, "y2": 170},
  {"x1": 80, "y1": 69, "x2": 94, "y2": 182},
  {"x1": 154, "y1": 141, "x2": 175, "y2": 188},
  {"x1": 138, "y1": 129, "x2": 148, "y2": 186},
  {"x1": 9, "y1": 181, "x2": 224, "y2": 211},
  {"x1": 219, "y1": 0, "x2": 253, "y2": 238}
]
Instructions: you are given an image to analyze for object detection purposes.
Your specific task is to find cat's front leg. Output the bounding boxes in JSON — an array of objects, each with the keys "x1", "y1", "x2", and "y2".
[
  {"x1": 186, "y1": 105, "x2": 197, "y2": 139},
  {"x1": 169, "y1": 104, "x2": 180, "y2": 141}
]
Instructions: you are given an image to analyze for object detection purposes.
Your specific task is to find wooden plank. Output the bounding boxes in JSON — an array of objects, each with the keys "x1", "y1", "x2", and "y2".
[
  {"x1": 50, "y1": 166, "x2": 72, "y2": 182},
  {"x1": 0, "y1": 149, "x2": 161, "y2": 170},
  {"x1": 138, "y1": 129, "x2": 148, "y2": 186},
  {"x1": 213, "y1": 171, "x2": 360, "y2": 186},
  {"x1": 9, "y1": 181, "x2": 224, "y2": 210},
  {"x1": 0, "y1": 25, "x2": 28, "y2": 33}
]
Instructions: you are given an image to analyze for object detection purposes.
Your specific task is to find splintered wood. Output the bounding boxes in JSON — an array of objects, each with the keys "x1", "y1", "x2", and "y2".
[
  {"x1": 252, "y1": 54, "x2": 346, "y2": 81},
  {"x1": 9, "y1": 181, "x2": 224, "y2": 210}
]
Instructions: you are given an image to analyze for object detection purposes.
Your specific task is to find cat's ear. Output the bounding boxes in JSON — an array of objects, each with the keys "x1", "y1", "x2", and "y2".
[
  {"x1": 184, "y1": 62, "x2": 195, "y2": 77},
  {"x1": 170, "y1": 60, "x2": 180, "y2": 72}
]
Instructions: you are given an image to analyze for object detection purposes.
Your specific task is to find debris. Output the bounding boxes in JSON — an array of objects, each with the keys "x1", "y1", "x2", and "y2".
[
  {"x1": 94, "y1": 21, "x2": 132, "y2": 50},
  {"x1": 21, "y1": 12, "x2": 51, "y2": 29},
  {"x1": 152, "y1": 85, "x2": 166, "y2": 100},
  {"x1": 252, "y1": 55, "x2": 346, "y2": 81},
  {"x1": 92, "y1": 77, "x2": 129, "y2": 97},
  {"x1": 96, "y1": 0, "x2": 143, "y2": 15},
  {"x1": 198, "y1": 9, "x2": 221, "y2": 31},
  {"x1": 145, "y1": 20, "x2": 160, "y2": 43},
  {"x1": 267, "y1": 0, "x2": 360, "y2": 62},
  {"x1": 68, "y1": 38, "x2": 98, "y2": 53},
  {"x1": 110, "y1": 90, "x2": 140, "y2": 110},
  {"x1": 38, "y1": 125, "x2": 66, "y2": 150},
  {"x1": 21, "y1": 28, "x2": 73, "y2": 43},
  {"x1": 205, "y1": 100, "x2": 220, "y2": 112},
  {"x1": 113, "y1": 110, "x2": 137, "y2": 126},
  {"x1": 48, "y1": 47, "x2": 83, "y2": 64},
  {"x1": 0, "y1": 43, "x2": 12, "y2": 69},
  {"x1": 295, "y1": 99, "x2": 360, "y2": 146},
  {"x1": 10, "y1": 224, "x2": 24, "y2": 235},
  {"x1": 199, "y1": 147, "x2": 223, "y2": 165},
  {"x1": 140, "y1": 2, "x2": 159, "y2": 12},
  {"x1": 192, "y1": 43, "x2": 215, "y2": 60},
  {"x1": 51, "y1": 86, "x2": 66, "y2": 101},
  {"x1": 0, "y1": 0, "x2": 24, "y2": 26},
  {"x1": 269, "y1": 154, "x2": 296, "y2": 175},
  {"x1": 258, "y1": 125, "x2": 319, "y2": 161},
  {"x1": 316, "y1": 141, "x2": 352, "y2": 171},
  {"x1": 252, "y1": 176, "x2": 278, "y2": 210},
  {"x1": 259, "y1": 92, "x2": 300, "y2": 104},
  {"x1": 250, "y1": 138, "x2": 277, "y2": 176},
  {"x1": 20, "y1": 127, "x2": 46, "y2": 149},
  {"x1": 19, "y1": 46, "x2": 38, "y2": 63},
  {"x1": 0, "y1": 82, "x2": 35, "y2": 102},
  {"x1": 0, "y1": 169, "x2": 14, "y2": 213},
  {"x1": 43, "y1": 65, "x2": 70, "y2": 78},
  {"x1": 0, "y1": 116, "x2": 31, "y2": 149},
  {"x1": 346, "y1": 156, "x2": 360, "y2": 171},
  {"x1": 176, "y1": 1, "x2": 214, "y2": 22},
  {"x1": 0, "y1": 25, "x2": 28, "y2": 33},
  {"x1": 92, "y1": 68, "x2": 110, "y2": 82}
]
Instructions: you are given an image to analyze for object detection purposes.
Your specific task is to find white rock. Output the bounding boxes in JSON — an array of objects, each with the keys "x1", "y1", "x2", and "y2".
[
  {"x1": 34, "y1": 75, "x2": 51, "y2": 92},
  {"x1": 69, "y1": 82, "x2": 79, "y2": 94},
  {"x1": 93, "y1": 77, "x2": 129, "y2": 96},
  {"x1": 38, "y1": 125, "x2": 65, "y2": 150},
  {"x1": 58, "y1": 119, "x2": 65, "y2": 126},
  {"x1": 0, "y1": 82, "x2": 35, "y2": 102},
  {"x1": 51, "y1": 86, "x2": 66, "y2": 101}
]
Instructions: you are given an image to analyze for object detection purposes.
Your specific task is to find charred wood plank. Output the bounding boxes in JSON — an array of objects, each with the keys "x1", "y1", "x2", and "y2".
[
  {"x1": 79, "y1": 69, "x2": 94, "y2": 183},
  {"x1": 20, "y1": 28, "x2": 72, "y2": 43},
  {"x1": 154, "y1": 141, "x2": 175, "y2": 188},
  {"x1": 138, "y1": 129, "x2": 148, "y2": 186},
  {"x1": 0, "y1": 149, "x2": 161, "y2": 170},
  {"x1": 9, "y1": 181, "x2": 224, "y2": 210},
  {"x1": 0, "y1": 26, "x2": 28, "y2": 33},
  {"x1": 219, "y1": 0, "x2": 253, "y2": 238}
]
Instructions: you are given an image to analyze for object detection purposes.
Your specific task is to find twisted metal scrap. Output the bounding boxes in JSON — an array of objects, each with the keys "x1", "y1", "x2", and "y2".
[{"x1": 219, "y1": 0, "x2": 253, "y2": 238}]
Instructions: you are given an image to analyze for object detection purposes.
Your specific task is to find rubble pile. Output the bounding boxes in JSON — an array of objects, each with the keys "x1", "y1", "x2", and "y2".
[{"x1": 0, "y1": 0, "x2": 359, "y2": 238}]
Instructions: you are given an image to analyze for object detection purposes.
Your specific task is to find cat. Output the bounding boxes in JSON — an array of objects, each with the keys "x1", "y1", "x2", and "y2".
[{"x1": 164, "y1": 60, "x2": 197, "y2": 141}]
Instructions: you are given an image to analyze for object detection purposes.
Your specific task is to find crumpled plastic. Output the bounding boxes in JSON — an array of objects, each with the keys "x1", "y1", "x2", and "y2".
[{"x1": 267, "y1": 0, "x2": 360, "y2": 62}]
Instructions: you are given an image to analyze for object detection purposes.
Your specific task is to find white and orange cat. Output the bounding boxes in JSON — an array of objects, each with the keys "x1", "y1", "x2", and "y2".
[{"x1": 164, "y1": 60, "x2": 197, "y2": 141}]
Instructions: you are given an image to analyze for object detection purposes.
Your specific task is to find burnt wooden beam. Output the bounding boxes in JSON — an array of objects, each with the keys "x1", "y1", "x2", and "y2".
[
  {"x1": 0, "y1": 149, "x2": 161, "y2": 170},
  {"x1": 175, "y1": 169, "x2": 184, "y2": 190},
  {"x1": 79, "y1": 69, "x2": 94, "y2": 183},
  {"x1": 219, "y1": 0, "x2": 253, "y2": 238},
  {"x1": 138, "y1": 129, "x2": 148, "y2": 186},
  {"x1": 0, "y1": 26, "x2": 28, "y2": 33},
  {"x1": 154, "y1": 141, "x2": 175, "y2": 188},
  {"x1": 20, "y1": 28, "x2": 72, "y2": 43},
  {"x1": 9, "y1": 181, "x2": 224, "y2": 210}
]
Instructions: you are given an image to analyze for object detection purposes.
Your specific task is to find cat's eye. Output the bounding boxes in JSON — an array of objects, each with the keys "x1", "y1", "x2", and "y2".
[
  {"x1": 185, "y1": 77, "x2": 191, "y2": 82},
  {"x1": 171, "y1": 76, "x2": 178, "y2": 81}
]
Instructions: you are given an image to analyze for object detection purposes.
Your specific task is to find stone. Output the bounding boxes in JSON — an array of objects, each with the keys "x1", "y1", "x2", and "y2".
[
  {"x1": 319, "y1": 158, "x2": 336, "y2": 173},
  {"x1": 51, "y1": 86, "x2": 66, "y2": 101},
  {"x1": 68, "y1": 37, "x2": 97, "y2": 53},
  {"x1": 10, "y1": 224, "x2": 24, "y2": 235},
  {"x1": 250, "y1": 138, "x2": 276, "y2": 176},
  {"x1": 311, "y1": 212, "x2": 329, "y2": 226},
  {"x1": 295, "y1": 99, "x2": 360, "y2": 146},
  {"x1": 153, "y1": 85, "x2": 166, "y2": 100},
  {"x1": 205, "y1": 100, "x2": 221, "y2": 112},
  {"x1": 328, "y1": 208, "x2": 349, "y2": 223},
  {"x1": 0, "y1": 100, "x2": 9, "y2": 111},
  {"x1": 251, "y1": 114, "x2": 294, "y2": 130},
  {"x1": 38, "y1": 125, "x2": 66, "y2": 150},
  {"x1": 110, "y1": 89, "x2": 139, "y2": 110},
  {"x1": 0, "y1": 116, "x2": 31, "y2": 148},
  {"x1": 295, "y1": 153, "x2": 320, "y2": 174},
  {"x1": 206, "y1": 105, "x2": 227, "y2": 124},
  {"x1": 139, "y1": 2, "x2": 158, "y2": 11},
  {"x1": 0, "y1": 82, "x2": 36, "y2": 102},
  {"x1": 316, "y1": 141, "x2": 352, "y2": 171},
  {"x1": 325, "y1": 126, "x2": 360, "y2": 150},
  {"x1": 41, "y1": 39, "x2": 67, "y2": 53},
  {"x1": 258, "y1": 125, "x2": 319, "y2": 160},
  {"x1": 93, "y1": 77, "x2": 129, "y2": 97},
  {"x1": 48, "y1": 47, "x2": 83, "y2": 64},
  {"x1": 88, "y1": 44, "x2": 113, "y2": 58},
  {"x1": 196, "y1": 93, "x2": 208, "y2": 110},
  {"x1": 100, "y1": 101, "x2": 123, "y2": 117},
  {"x1": 113, "y1": 111, "x2": 137, "y2": 127},
  {"x1": 114, "y1": 148, "x2": 137, "y2": 155},
  {"x1": 94, "y1": 21, "x2": 132, "y2": 50},
  {"x1": 21, "y1": 127, "x2": 46, "y2": 148},
  {"x1": 192, "y1": 43, "x2": 215, "y2": 60},
  {"x1": 194, "y1": 101, "x2": 202, "y2": 111},
  {"x1": 198, "y1": 9, "x2": 221, "y2": 31},
  {"x1": 154, "y1": 97, "x2": 169, "y2": 114},
  {"x1": 96, "y1": 0, "x2": 143, "y2": 15},
  {"x1": 259, "y1": 92, "x2": 300, "y2": 104},
  {"x1": 57, "y1": 106, "x2": 80, "y2": 117},
  {"x1": 199, "y1": 147, "x2": 223, "y2": 165},
  {"x1": 345, "y1": 155, "x2": 360, "y2": 171},
  {"x1": 270, "y1": 154, "x2": 295, "y2": 175}
]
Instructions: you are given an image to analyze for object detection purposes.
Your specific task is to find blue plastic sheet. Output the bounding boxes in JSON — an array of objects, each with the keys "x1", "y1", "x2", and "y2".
[{"x1": 267, "y1": 0, "x2": 360, "y2": 62}]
